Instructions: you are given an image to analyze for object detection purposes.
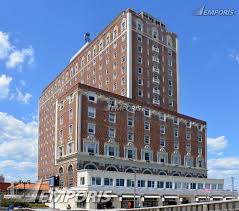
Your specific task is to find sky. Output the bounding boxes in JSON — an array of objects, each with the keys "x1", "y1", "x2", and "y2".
[{"x1": 0, "y1": 0, "x2": 239, "y2": 190}]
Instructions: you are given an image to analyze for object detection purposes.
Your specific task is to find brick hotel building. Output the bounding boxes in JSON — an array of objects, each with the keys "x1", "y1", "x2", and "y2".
[{"x1": 38, "y1": 9, "x2": 234, "y2": 209}]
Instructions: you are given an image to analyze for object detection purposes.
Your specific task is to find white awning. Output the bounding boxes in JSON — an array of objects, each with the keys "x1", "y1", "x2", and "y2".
[
  {"x1": 164, "y1": 195, "x2": 179, "y2": 199},
  {"x1": 144, "y1": 195, "x2": 161, "y2": 198},
  {"x1": 212, "y1": 196, "x2": 223, "y2": 199},
  {"x1": 122, "y1": 195, "x2": 140, "y2": 198},
  {"x1": 197, "y1": 196, "x2": 208, "y2": 199},
  {"x1": 97, "y1": 194, "x2": 118, "y2": 198}
]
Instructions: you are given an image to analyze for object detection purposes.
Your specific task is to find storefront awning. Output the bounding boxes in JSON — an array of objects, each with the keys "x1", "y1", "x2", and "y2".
[
  {"x1": 122, "y1": 195, "x2": 140, "y2": 198},
  {"x1": 164, "y1": 195, "x2": 179, "y2": 199},
  {"x1": 144, "y1": 195, "x2": 161, "y2": 198}
]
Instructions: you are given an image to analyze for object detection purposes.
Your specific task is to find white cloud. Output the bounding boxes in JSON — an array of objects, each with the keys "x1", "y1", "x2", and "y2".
[
  {"x1": 207, "y1": 136, "x2": 228, "y2": 152},
  {"x1": 0, "y1": 74, "x2": 12, "y2": 99},
  {"x1": 228, "y1": 51, "x2": 239, "y2": 64},
  {"x1": 0, "y1": 112, "x2": 37, "y2": 181},
  {"x1": 16, "y1": 88, "x2": 32, "y2": 104},
  {"x1": 0, "y1": 112, "x2": 37, "y2": 160},
  {"x1": 6, "y1": 46, "x2": 34, "y2": 69},
  {"x1": 0, "y1": 31, "x2": 11, "y2": 59},
  {"x1": 0, "y1": 31, "x2": 34, "y2": 69}
]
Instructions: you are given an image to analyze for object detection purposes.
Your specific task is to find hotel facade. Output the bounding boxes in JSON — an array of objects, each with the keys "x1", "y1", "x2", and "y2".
[{"x1": 38, "y1": 9, "x2": 235, "y2": 209}]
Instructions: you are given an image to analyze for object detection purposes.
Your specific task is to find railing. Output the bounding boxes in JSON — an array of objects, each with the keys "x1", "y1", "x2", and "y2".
[{"x1": 124, "y1": 200, "x2": 239, "y2": 211}]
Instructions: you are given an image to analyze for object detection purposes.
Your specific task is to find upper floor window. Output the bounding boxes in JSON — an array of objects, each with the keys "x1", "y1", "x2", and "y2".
[
  {"x1": 137, "y1": 34, "x2": 142, "y2": 42},
  {"x1": 128, "y1": 131, "x2": 134, "y2": 142},
  {"x1": 88, "y1": 123, "x2": 95, "y2": 135},
  {"x1": 105, "y1": 145, "x2": 118, "y2": 157},
  {"x1": 127, "y1": 117, "x2": 134, "y2": 127},
  {"x1": 88, "y1": 92, "x2": 97, "y2": 102},
  {"x1": 144, "y1": 121, "x2": 150, "y2": 130},
  {"x1": 109, "y1": 112, "x2": 116, "y2": 123},
  {"x1": 136, "y1": 19, "x2": 143, "y2": 32},
  {"x1": 144, "y1": 108, "x2": 150, "y2": 117},
  {"x1": 108, "y1": 128, "x2": 116, "y2": 139},
  {"x1": 144, "y1": 135, "x2": 150, "y2": 144},
  {"x1": 88, "y1": 107, "x2": 96, "y2": 118}
]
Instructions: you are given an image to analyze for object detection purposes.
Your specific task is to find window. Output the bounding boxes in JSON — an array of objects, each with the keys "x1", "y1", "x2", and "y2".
[
  {"x1": 191, "y1": 183, "x2": 197, "y2": 190},
  {"x1": 108, "y1": 128, "x2": 116, "y2": 138},
  {"x1": 80, "y1": 177, "x2": 85, "y2": 185},
  {"x1": 144, "y1": 121, "x2": 150, "y2": 130},
  {"x1": 186, "y1": 144, "x2": 191, "y2": 152},
  {"x1": 109, "y1": 98, "x2": 116, "y2": 106},
  {"x1": 138, "y1": 56, "x2": 142, "y2": 64},
  {"x1": 109, "y1": 113, "x2": 116, "y2": 123},
  {"x1": 198, "y1": 183, "x2": 204, "y2": 189},
  {"x1": 160, "y1": 138, "x2": 165, "y2": 147},
  {"x1": 148, "y1": 181, "x2": 155, "y2": 188},
  {"x1": 168, "y1": 90, "x2": 173, "y2": 96},
  {"x1": 116, "y1": 179, "x2": 124, "y2": 187},
  {"x1": 175, "y1": 182, "x2": 181, "y2": 189},
  {"x1": 174, "y1": 128, "x2": 179, "y2": 137},
  {"x1": 126, "y1": 148, "x2": 136, "y2": 159},
  {"x1": 198, "y1": 134, "x2": 203, "y2": 142},
  {"x1": 174, "y1": 117, "x2": 179, "y2": 125},
  {"x1": 69, "y1": 93, "x2": 74, "y2": 103},
  {"x1": 174, "y1": 141, "x2": 179, "y2": 150},
  {"x1": 159, "y1": 113, "x2": 166, "y2": 121},
  {"x1": 106, "y1": 145, "x2": 117, "y2": 156},
  {"x1": 138, "y1": 180, "x2": 145, "y2": 187},
  {"x1": 88, "y1": 123, "x2": 95, "y2": 135},
  {"x1": 198, "y1": 147, "x2": 202, "y2": 155},
  {"x1": 143, "y1": 150, "x2": 152, "y2": 161},
  {"x1": 144, "y1": 108, "x2": 150, "y2": 117},
  {"x1": 160, "y1": 126, "x2": 165, "y2": 134},
  {"x1": 67, "y1": 142, "x2": 74, "y2": 154},
  {"x1": 144, "y1": 135, "x2": 150, "y2": 144},
  {"x1": 172, "y1": 153, "x2": 181, "y2": 165},
  {"x1": 166, "y1": 182, "x2": 173, "y2": 189},
  {"x1": 138, "y1": 67, "x2": 143, "y2": 74},
  {"x1": 59, "y1": 129, "x2": 63, "y2": 139},
  {"x1": 186, "y1": 132, "x2": 191, "y2": 140},
  {"x1": 127, "y1": 180, "x2": 135, "y2": 187},
  {"x1": 92, "y1": 177, "x2": 101, "y2": 185},
  {"x1": 138, "y1": 78, "x2": 143, "y2": 86},
  {"x1": 84, "y1": 142, "x2": 98, "y2": 154},
  {"x1": 60, "y1": 116, "x2": 63, "y2": 125},
  {"x1": 157, "y1": 181, "x2": 164, "y2": 189},
  {"x1": 127, "y1": 117, "x2": 134, "y2": 127},
  {"x1": 158, "y1": 153, "x2": 168, "y2": 163},
  {"x1": 186, "y1": 121, "x2": 191, "y2": 128},
  {"x1": 138, "y1": 89, "x2": 143, "y2": 97},
  {"x1": 137, "y1": 45, "x2": 142, "y2": 53},
  {"x1": 58, "y1": 146, "x2": 63, "y2": 157},
  {"x1": 69, "y1": 109, "x2": 73, "y2": 119},
  {"x1": 104, "y1": 178, "x2": 113, "y2": 186},
  {"x1": 137, "y1": 21, "x2": 143, "y2": 32},
  {"x1": 185, "y1": 156, "x2": 193, "y2": 167},
  {"x1": 67, "y1": 165, "x2": 74, "y2": 188},
  {"x1": 137, "y1": 34, "x2": 142, "y2": 42},
  {"x1": 88, "y1": 92, "x2": 96, "y2": 102},
  {"x1": 128, "y1": 131, "x2": 134, "y2": 142},
  {"x1": 59, "y1": 101, "x2": 64, "y2": 110},
  {"x1": 88, "y1": 107, "x2": 96, "y2": 118}
]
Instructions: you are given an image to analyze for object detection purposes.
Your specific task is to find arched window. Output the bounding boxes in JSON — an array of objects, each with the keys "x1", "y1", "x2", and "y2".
[
  {"x1": 84, "y1": 163, "x2": 97, "y2": 170},
  {"x1": 185, "y1": 173, "x2": 192, "y2": 177},
  {"x1": 157, "y1": 151, "x2": 168, "y2": 164},
  {"x1": 196, "y1": 157, "x2": 205, "y2": 168},
  {"x1": 159, "y1": 171, "x2": 167, "y2": 176},
  {"x1": 143, "y1": 169, "x2": 152, "y2": 174},
  {"x1": 59, "y1": 167, "x2": 64, "y2": 188},
  {"x1": 67, "y1": 165, "x2": 73, "y2": 188},
  {"x1": 185, "y1": 155, "x2": 193, "y2": 167},
  {"x1": 106, "y1": 166, "x2": 118, "y2": 172},
  {"x1": 125, "y1": 168, "x2": 136, "y2": 173},
  {"x1": 172, "y1": 152, "x2": 181, "y2": 165},
  {"x1": 173, "y1": 173, "x2": 180, "y2": 177}
]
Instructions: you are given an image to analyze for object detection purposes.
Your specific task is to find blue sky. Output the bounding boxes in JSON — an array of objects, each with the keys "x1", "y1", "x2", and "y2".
[{"x1": 0, "y1": 1, "x2": 238, "y2": 190}]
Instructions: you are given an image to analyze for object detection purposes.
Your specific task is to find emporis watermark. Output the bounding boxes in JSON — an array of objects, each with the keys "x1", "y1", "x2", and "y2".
[
  {"x1": 193, "y1": 5, "x2": 235, "y2": 16},
  {"x1": 49, "y1": 190, "x2": 113, "y2": 203}
]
